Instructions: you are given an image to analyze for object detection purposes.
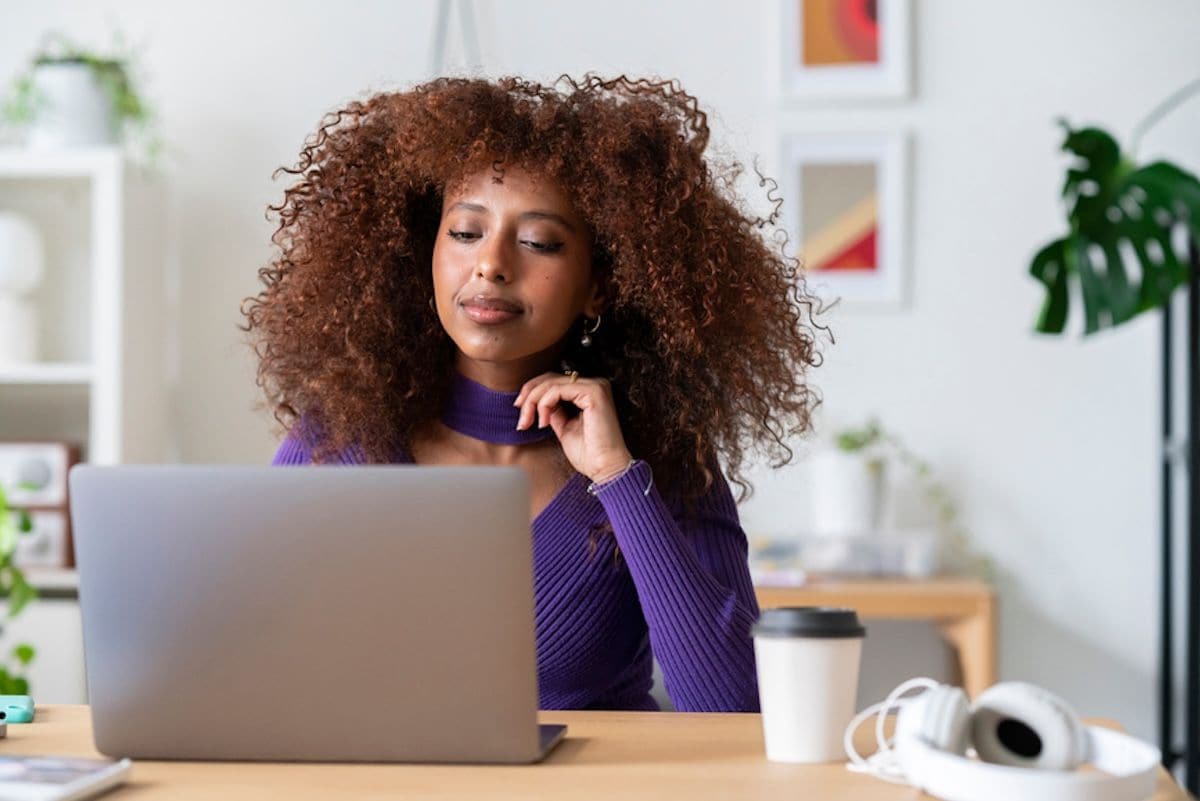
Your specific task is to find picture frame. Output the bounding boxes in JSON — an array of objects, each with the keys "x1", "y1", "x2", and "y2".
[
  {"x1": 14, "y1": 510, "x2": 69, "y2": 570},
  {"x1": 0, "y1": 441, "x2": 78, "y2": 507},
  {"x1": 0, "y1": 441, "x2": 81, "y2": 569},
  {"x1": 775, "y1": 0, "x2": 913, "y2": 101},
  {"x1": 779, "y1": 130, "x2": 909, "y2": 308}
]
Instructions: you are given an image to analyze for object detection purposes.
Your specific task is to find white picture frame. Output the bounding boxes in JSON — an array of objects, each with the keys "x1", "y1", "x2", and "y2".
[
  {"x1": 14, "y1": 510, "x2": 69, "y2": 569},
  {"x1": 779, "y1": 130, "x2": 909, "y2": 308},
  {"x1": 775, "y1": 0, "x2": 912, "y2": 101},
  {"x1": 0, "y1": 441, "x2": 74, "y2": 507}
]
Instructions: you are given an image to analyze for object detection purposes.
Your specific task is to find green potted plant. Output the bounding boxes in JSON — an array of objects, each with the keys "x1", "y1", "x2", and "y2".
[
  {"x1": 1029, "y1": 79, "x2": 1200, "y2": 334},
  {"x1": 820, "y1": 417, "x2": 989, "y2": 578},
  {"x1": 0, "y1": 31, "x2": 161, "y2": 165},
  {"x1": 810, "y1": 419, "x2": 888, "y2": 538},
  {"x1": 0, "y1": 483, "x2": 38, "y2": 695}
]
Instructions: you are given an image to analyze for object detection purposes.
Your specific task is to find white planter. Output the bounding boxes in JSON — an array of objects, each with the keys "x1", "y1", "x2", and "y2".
[
  {"x1": 27, "y1": 61, "x2": 117, "y2": 149},
  {"x1": 809, "y1": 448, "x2": 886, "y2": 537}
]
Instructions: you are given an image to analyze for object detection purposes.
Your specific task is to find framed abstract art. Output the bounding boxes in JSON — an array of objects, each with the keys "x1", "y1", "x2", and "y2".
[
  {"x1": 776, "y1": 0, "x2": 912, "y2": 100},
  {"x1": 780, "y1": 131, "x2": 909, "y2": 307}
]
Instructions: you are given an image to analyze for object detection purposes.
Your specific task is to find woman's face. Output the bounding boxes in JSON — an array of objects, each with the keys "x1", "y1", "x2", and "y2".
[{"x1": 432, "y1": 165, "x2": 601, "y2": 373}]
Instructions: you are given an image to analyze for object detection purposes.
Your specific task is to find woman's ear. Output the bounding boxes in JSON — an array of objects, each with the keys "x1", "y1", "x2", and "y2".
[
  {"x1": 585, "y1": 232, "x2": 612, "y2": 318},
  {"x1": 583, "y1": 277, "x2": 608, "y2": 318}
]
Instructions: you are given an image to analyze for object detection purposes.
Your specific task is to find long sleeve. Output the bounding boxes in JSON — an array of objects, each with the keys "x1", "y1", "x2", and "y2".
[{"x1": 591, "y1": 460, "x2": 761, "y2": 712}]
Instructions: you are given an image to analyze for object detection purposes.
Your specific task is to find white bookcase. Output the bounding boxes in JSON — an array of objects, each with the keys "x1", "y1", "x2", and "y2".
[
  {"x1": 0, "y1": 146, "x2": 169, "y2": 703},
  {"x1": 0, "y1": 146, "x2": 169, "y2": 464}
]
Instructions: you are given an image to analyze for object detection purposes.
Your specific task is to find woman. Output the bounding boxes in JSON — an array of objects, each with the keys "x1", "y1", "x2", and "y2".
[{"x1": 241, "y1": 74, "x2": 828, "y2": 713}]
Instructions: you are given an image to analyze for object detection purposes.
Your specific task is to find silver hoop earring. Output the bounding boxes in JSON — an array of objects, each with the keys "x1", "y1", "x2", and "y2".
[
  {"x1": 429, "y1": 297, "x2": 436, "y2": 312},
  {"x1": 581, "y1": 314, "x2": 601, "y2": 347}
]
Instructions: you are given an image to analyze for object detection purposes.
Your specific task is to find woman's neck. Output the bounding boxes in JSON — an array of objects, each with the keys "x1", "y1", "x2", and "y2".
[
  {"x1": 439, "y1": 369, "x2": 557, "y2": 446},
  {"x1": 453, "y1": 352, "x2": 562, "y2": 393},
  {"x1": 416, "y1": 421, "x2": 562, "y2": 466}
]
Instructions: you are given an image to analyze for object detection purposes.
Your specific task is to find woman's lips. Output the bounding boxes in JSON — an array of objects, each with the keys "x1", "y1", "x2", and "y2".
[{"x1": 462, "y1": 302, "x2": 522, "y2": 325}]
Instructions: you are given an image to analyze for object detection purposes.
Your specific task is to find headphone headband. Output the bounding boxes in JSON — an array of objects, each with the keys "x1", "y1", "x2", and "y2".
[{"x1": 896, "y1": 726, "x2": 1161, "y2": 801}]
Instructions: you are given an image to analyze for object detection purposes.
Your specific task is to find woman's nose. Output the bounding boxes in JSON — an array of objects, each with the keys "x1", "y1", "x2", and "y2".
[{"x1": 475, "y1": 236, "x2": 513, "y2": 283}]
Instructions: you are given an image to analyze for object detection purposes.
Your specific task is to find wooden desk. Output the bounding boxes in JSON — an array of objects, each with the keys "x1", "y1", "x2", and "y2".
[
  {"x1": 7, "y1": 706, "x2": 1184, "y2": 800},
  {"x1": 755, "y1": 578, "x2": 996, "y2": 699}
]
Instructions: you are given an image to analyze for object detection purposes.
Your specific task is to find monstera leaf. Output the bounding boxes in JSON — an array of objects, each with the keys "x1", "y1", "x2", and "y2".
[{"x1": 1030, "y1": 122, "x2": 1200, "y2": 334}]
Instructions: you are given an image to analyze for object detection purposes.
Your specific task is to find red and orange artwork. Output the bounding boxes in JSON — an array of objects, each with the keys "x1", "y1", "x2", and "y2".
[
  {"x1": 801, "y1": 0, "x2": 880, "y2": 67},
  {"x1": 800, "y1": 163, "x2": 878, "y2": 273}
]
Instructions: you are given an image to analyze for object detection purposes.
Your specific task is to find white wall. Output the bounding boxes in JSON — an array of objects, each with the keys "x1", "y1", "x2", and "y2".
[{"x1": 4, "y1": 0, "x2": 1198, "y2": 744}]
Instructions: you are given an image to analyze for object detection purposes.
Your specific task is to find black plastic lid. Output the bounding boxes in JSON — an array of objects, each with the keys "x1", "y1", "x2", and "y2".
[{"x1": 752, "y1": 607, "x2": 866, "y2": 638}]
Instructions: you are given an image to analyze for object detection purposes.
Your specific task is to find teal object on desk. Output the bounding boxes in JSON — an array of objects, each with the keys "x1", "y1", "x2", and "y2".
[{"x1": 0, "y1": 695, "x2": 34, "y2": 723}]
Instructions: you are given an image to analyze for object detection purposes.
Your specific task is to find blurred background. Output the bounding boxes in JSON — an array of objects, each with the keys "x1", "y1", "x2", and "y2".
[{"x1": 0, "y1": 0, "x2": 1198, "y2": 782}]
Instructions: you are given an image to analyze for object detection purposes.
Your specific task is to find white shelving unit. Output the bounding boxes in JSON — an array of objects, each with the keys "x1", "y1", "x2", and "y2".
[
  {"x1": 0, "y1": 145, "x2": 169, "y2": 464},
  {"x1": 0, "y1": 146, "x2": 168, "y2": 703},
  {"x1": 0, "y1": 363, "x2": 93, "y2": 384}
]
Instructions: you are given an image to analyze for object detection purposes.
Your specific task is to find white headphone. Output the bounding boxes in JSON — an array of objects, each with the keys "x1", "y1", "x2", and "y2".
[{"x1": 844, "y1": 677, "x2": 1162, "y2": 801}]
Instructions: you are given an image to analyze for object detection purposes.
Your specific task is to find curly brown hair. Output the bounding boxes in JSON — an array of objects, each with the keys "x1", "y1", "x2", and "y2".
[{"x1": 241, "y1": 73, "x2": 831, "y2": 504}]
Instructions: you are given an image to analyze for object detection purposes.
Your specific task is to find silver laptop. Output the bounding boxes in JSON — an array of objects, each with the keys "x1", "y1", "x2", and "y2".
[{"x1": 68, "y1": 464, "x2": 567, "y2": 764}]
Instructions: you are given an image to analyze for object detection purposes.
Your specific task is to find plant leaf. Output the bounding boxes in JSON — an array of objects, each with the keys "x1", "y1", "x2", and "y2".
[
  {"x1": 7, "y1": 571, "x2": 36, "y2": 618},
  {"x1": 1030, "y1": 239, "x2": 1074, "y2": 334},
  {"x1": 0, "y1": 513, "x2": 15, "y2": 556},
  {"x1": 12, "y1": 644, "x2": 34, "y2": 666},
  {"x1": 1031, "y1": 123, "x2": 1200, "y2": 335},
  {"x1": 1060, "y1": 124, "x2": 1130, "y2": 234}
]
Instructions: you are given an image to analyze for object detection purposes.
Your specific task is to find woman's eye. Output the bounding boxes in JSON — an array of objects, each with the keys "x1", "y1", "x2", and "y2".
[
  {"x1": 447, "y1": 230, "x2": 562, "y2": 253},
  {"x1": 522, "y1": 240, "x2": 564, "y2": 253}
]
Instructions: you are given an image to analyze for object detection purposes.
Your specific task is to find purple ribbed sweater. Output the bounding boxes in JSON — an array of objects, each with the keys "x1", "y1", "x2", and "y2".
[{"x1": 271, "y1": 374, "x2": 761, "y2": 712}]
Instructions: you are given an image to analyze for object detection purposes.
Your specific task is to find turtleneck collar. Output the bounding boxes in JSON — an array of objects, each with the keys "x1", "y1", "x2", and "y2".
[{"x1": 440, "y1": 371, "x2": 557, "y2": 445}]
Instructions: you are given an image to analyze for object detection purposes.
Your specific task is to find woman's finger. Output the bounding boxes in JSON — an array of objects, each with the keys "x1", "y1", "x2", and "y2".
[
  {"x1": 513, "y1": 371, "x2": 561, "y2": 409},
  {"x1": 519, "y1": 377, "x2": 597, "y2": 429},
  {"x1": 547, "y1": 406, "x2": 570, "y2": 438},
  {"x1": 535, "y1": 380, "x2": 606, "y2": 427},
  {"x1": 517, "y1": 377, "x2": 568, "y2": 429},
  {"x1": 535, "y1": 386, "x2": 569, "y2": 428}
]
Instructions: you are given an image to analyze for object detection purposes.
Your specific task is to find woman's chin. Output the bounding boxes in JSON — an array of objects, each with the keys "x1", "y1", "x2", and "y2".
[
  {"x1": 452, "y1": 336, "x2": 561, "y2": 370},
  {"x1": 453, "y1": 337, "x2": 525, "y2": 362}
]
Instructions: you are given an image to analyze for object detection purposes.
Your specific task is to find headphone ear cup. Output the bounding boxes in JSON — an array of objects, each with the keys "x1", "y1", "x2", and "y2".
[
  {"x1": 970, "y1": 681, "x2": 1089, "y2": 770},
  {"x1": 896, "y1": 685, "x2": 970, "y2": 755}
]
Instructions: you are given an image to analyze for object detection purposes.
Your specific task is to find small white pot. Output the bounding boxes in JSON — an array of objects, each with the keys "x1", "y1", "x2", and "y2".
[
  {"x1": 809, "y1": 448, "x2": 886, "y2": 537},
  {"x1": 27, "y1": 61, "x2": 118, "y2": 149}
]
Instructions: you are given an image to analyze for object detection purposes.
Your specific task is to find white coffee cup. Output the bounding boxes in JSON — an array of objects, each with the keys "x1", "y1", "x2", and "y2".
[{"x1": 753, "y1": 606, "x2": 866, "y2": 763}]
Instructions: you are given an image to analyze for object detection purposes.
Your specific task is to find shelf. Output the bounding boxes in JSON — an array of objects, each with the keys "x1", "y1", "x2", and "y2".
[
  {"x1": 27, "y1": 568, "x2": 78, "y2": 592},
  {"x1": 0, "y1": 569, "x2": 80, "y2": 601},
  {"x1": 0, "y1": 363, "x2": 93, "y2": 385},
  {"x1": 0, "y1": 146, "x2": 121, "y2": 179}
]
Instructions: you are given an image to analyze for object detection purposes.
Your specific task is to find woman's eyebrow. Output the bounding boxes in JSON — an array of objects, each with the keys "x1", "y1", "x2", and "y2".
[{"x1": 448, "y1": 201, "x2": 576, "y2": 232}]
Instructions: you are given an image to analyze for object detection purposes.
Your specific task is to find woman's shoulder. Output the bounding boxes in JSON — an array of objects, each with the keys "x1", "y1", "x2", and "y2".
[{"x1": 270, "y1": 415, "x2": 372, "y2": 465}]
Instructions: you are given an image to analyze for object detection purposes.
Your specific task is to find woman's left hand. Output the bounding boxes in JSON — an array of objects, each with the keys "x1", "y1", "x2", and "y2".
[{"x1": 514, "y1": 372, "x2": 633, "y2": 483}]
